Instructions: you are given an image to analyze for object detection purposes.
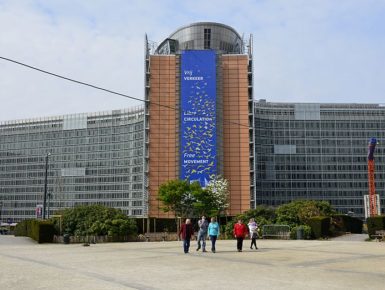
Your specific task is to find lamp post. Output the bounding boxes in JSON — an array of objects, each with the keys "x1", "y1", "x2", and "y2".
[
  {"x1": 43, "y1": 152, "x2": 51, "y2": 219},
  {"x1": 0, "y1": 201, "x2": 3, "y2": 223},
  {"x1": 47, "y1": 193, "x2": 52, "y2": 219}
]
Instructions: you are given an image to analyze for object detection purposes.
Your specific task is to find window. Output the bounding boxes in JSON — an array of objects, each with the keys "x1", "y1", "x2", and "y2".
[
  {"x1": 132, "y1": 209, "x2": 142, "y2": 215},
  {"x1": 204, "y1": 28, "x2": 211, "y2": 49},
  {"x1": 132, "y1": 201, "x2": 143, "y2": 207}
]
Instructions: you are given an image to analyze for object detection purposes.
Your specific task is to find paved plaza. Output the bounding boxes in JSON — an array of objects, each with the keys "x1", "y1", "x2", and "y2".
[{"x1": 1, "y1": 235, "x2": 385, "y2": 290}]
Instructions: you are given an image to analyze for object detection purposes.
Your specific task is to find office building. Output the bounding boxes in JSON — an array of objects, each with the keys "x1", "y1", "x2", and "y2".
[
  {"x1": 254, "y1": 100, "x2": 385, "y2": 218},
  {"x1": 145, "y1": 22, "x2": 255, "y2": 218},
  {"x1": 1, "y1": 22, "x2": 384, "y2": 222},
  {"x1": 0, "y1": 108, "x2": 145, "y2": 222}
]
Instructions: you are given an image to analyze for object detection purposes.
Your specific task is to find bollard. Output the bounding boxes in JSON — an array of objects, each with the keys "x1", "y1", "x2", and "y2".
[
  {"x1": 296, "y1": 227, "x2": 304, "y2": 240},
  {"x1": 63, "y1": 234, "x2": 70, "y2": 244}
]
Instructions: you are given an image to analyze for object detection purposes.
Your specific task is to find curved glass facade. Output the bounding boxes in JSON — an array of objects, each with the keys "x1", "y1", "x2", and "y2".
[
  {"x1": 0, "y1": 108, "x2": 145, "y2": 222},
  {"x1": 156, "y1": 22, "x2": 244, "y2": 54}
]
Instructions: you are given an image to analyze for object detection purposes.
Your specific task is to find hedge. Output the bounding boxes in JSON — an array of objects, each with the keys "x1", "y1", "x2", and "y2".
[
  {"x1": 307, "y1": 216, "x2": 330, "y2": 239},
  {"x1": 347, "y1": 216, "x2": 364, "y2": 233},
  {"x1": 14, "y1": 219, "x2": 55, "y2": 243},
  {"x1": 366, "y1": 216, "x2": 385, "y2": 237},
  {"x1": 14, "y1": 219, "x2": 30, "y2": 237},
  {"x1": 330, "y1": 215, "x2": 363, "y2": 234}
]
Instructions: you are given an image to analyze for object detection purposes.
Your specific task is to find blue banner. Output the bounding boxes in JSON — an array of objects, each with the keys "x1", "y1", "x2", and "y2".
[{"x1": 180, "y1": 50, "x2": 217, "y2": 187}]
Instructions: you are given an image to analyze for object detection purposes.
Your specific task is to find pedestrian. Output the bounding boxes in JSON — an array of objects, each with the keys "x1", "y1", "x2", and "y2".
[
  {"x1": 233, "y1": 219, "x2": 248, "y2": 252},
  {"x1": 196, "y1": 216, "x2": 208, "y2": 252},
  {"x1": 208, "y1": 217, "x2": 220, "y2": 253},
  {"x1": 179, "y1": 218, "x2": 194, "y2": 254},
  {"x1": 248, "y1": 218, "x2": 258, "y2": 250}
]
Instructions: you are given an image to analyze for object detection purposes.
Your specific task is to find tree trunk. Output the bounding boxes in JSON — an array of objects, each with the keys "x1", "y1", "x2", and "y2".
[{"x1": 175, "y1": 217, "x2": 180, "y2": 241}]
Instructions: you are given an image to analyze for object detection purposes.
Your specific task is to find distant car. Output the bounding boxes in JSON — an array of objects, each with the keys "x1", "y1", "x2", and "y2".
[{"x1": 0, "y1": 227, "x2": 9, "y2": 235}]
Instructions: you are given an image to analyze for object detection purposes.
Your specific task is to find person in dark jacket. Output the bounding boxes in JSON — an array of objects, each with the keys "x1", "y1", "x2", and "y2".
[
  {"x1": 196, "y1": 216, "x2": 208, "y2": 252},
  {"x1": 179, "y1": 218, "x2": 194, "y2": 253},
  {"x1": 233, "y1": 219, "x2": 249, "y2": 252}
]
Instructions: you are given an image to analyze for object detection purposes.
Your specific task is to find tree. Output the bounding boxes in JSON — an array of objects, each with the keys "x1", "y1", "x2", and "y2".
[
  {"x1": 158, "y1": 177, "x2": 230, "y2": 233},
  {"x1": 158, "y1": 179, "x2": 204, "y2": 238},
  {"x1": 194, "y1": 176, "x2": 230, "y2": 217},
  {"x1": 206, "y1": 176, "x2": 230, "y2": 215},
  {"x1": 158, "y1": 179, "x2": 199, "y2": 218}
]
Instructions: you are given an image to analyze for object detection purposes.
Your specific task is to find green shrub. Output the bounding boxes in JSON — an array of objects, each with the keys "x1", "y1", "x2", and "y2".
[
  {"x1": 224, "y1": 220, "x2": 237, "y2": 239},
  {"x1": 276, "y1": 200, "x2": 336, "y2": 228},
  {"x1": 290, "y1": 225, "x2": 312, "y2": 239},
  {"x1": 223, "y1": 201, "x2": 337, "y2": 240},
  {"x1": 224, "y1": 216, "x2": 269, "y2": 239},
  {"x1": 57, "y1": 204, "x2": 137, "y2": 238},
  {"x1": 30, "y1": 220, "x2": 39, "y2": 241},
  {"x1": 14, "y1": 220, "x2": 29, "y2": 236},
  {"x1": 27, "y1": 220, "x2": 34, "y2": 238},
  {"x1": 366, "y1": 216, "x2": 385, "y2": 236},
  {"x1": 223, "y1": 206, "x2": 275, "y2": 238},
  {"x1": 307, "y1": 216, "x2": 330, "y2": 239}
]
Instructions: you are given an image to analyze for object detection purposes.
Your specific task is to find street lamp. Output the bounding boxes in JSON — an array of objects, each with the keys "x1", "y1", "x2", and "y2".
[
  {"x1": 0, "y1": 201, "x2": 3, "y2": 223},
  {"x1": 43, "y1": 152, "x2": 51, "y2": 219},
  {"x1": 47, "y1": 193, "x2": 52, "y2": 219}
]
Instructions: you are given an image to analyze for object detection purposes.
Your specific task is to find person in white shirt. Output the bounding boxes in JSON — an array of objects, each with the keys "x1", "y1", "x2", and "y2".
[{"x1": 248, "y1": 218, "x2": 258, "y2": 250}]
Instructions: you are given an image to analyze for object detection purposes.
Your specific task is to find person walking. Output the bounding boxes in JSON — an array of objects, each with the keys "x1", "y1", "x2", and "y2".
[
  {"x1": 208, "y1": 217, "x2": 220, "y2": 253},
  {"x1": 233, "y1": 219, "x2": 248, "y2": 252},
  {"x1": 179, "y1": 218, "x2": 194, "y2": 254},
  {"x1": 248, "y1": 218, "x2": 258, "y2": 250},
  {"x1": 196, "y1": 216, "x2": 208, "y2": 252}
]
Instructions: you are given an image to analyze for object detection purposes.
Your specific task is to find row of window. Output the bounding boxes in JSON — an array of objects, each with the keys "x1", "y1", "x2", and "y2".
[
  {"x1": 259, "y1": 155, "x2": 385, "y2": 163},
  {"x1": 255, "y1": 120, "x2": 385, "y2": 130},
  {"x1": 1, "y1": 174, "x2": 142, "y2": 183},
  {"x1": 256, "y1": 181, "x2": 382, "y2": 189},
  {"x1": 0, "y1": 125, "x2": 144, "y2": 141},
  {"x1": 0, "y1": 150, "x2": 143, "y2": 163},
  {"x1": 0, "y1": 136, "x2": 143, "y2": 151},
  {"x1": 258, "y1": 165, "x2": 385, "y2": 173},
  {"x1": 1, "y1": 157, "x2": 143, "y2": 171},
  {"x1": 0, "y1": 192, "x2": 143, "y2": 200},
  {"x1": 1, "y1": 118, "x2": 143, "y2": 133}
]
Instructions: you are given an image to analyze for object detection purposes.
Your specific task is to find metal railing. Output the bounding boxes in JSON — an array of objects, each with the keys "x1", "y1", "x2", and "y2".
[{"x1": 262, "y1": 224, "x2": 291, "y2": 240}]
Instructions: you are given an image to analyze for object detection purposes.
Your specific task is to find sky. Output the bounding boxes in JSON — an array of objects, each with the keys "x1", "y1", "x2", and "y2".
[{"x1": 1, "y1": 0, "x2": 385, "y2": 121}]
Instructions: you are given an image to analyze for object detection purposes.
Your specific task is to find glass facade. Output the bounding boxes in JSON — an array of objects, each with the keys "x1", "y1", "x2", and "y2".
[
  {"x1": 254, "y1": 100, "x2": 385, "y2": 218},
  {"x1": 2, "y1": 98, "x2": 385, "y2": 222},
  {"x1": 156, "y1": 22, "x2": 244, "y2": 55},
  {"x1": 0, "y1": 107, "x2": 145, "y2": 222}
]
